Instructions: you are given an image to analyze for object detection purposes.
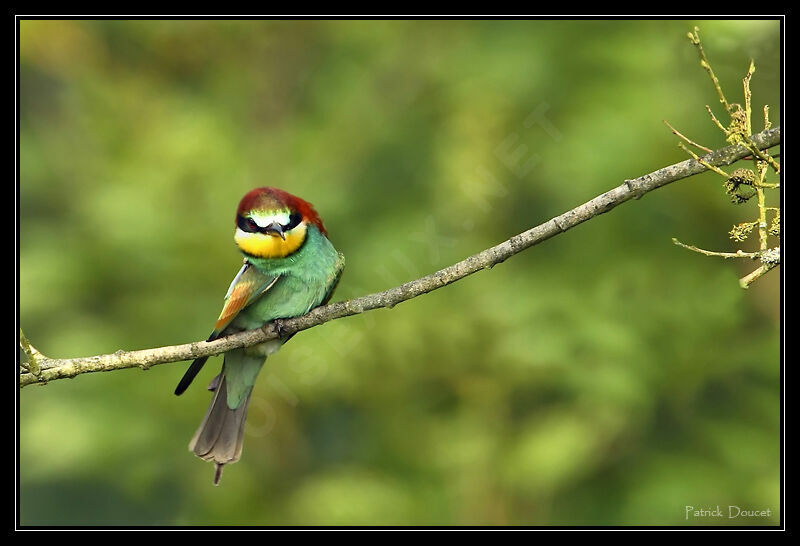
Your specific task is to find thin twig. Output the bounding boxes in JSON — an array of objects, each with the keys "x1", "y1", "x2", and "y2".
[
  {"x1": 755, "y1": 161, "x2": 769, "y2": 251},
  {"x1": 663, "y1": 118, "x2": 776, "y2": 163},
  {"x1": 19, "y1": 329, "x2": 43, "y2": 378},
  {"x1": 740, "y1": 263, "x2": 778, "y2": 289},
  {"x1": 18, "y1": 126, "x2": 781, "y2": 388},
  {"x1": 671, "y1": 238, "x2": 763, "y2": 260},
  {"x1": 745, "y1": 141, "x2": 781, "y2": 174},
  {"x1": 672, "y1": 239, "x2": 780, "y2": 289},
  {"x1": 679, "y1": 143, "x2": 730, "y2": 177},
  {"x1": 705, "y1": 105, "x2": 731, "y2": 135},
  {"x1": 662, "y1": 119, "x2": 712, "y2": 153},
  {"x1": 688, "y1": 27, "x2": 731, "y2": 112},
  {"x1": 743, "y1": 59, "x2": 755, "y2": 138}
]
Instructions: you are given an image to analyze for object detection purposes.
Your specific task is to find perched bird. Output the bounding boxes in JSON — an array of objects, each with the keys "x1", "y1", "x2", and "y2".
[{"x1": 175, "y1": 187, "x2": 344, "y2": 485}]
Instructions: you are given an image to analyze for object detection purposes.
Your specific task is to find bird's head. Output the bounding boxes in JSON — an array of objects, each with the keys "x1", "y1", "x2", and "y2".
[{"x1": 233, "y1": 187, "x2": 327, "y2": 259}]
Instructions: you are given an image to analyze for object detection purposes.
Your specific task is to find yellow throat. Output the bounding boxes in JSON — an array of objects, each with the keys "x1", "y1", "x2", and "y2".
[{"x1": 234, "y1": 222, "x2": 307, "y2": 258}]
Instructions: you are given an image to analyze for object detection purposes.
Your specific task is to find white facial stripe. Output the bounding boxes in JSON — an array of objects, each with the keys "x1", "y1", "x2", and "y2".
[{"x1": 249, "y1": 210, "x2": 291, "y2": 228}]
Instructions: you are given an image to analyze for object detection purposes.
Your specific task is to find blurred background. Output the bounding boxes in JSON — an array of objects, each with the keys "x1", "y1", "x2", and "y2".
[{"x1": 19, "y1": 19, "x2": 781, "y2": 526}]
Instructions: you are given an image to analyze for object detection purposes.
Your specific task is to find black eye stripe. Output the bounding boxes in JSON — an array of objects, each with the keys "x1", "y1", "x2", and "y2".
[
  {"x1": 237, "y1": 216, "x2": 260, "y2": 233},
  {"x1": 238, "y1": 212, "x2": 302, "y2": 234},
  {"x1": 283, "y1": 212, "x2": 302, "y2": 231}
]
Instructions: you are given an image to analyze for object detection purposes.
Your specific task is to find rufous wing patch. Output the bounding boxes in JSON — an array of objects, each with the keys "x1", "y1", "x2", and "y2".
[{"x1": 212, "y1": 264, "x2": 279, "y2": 334}]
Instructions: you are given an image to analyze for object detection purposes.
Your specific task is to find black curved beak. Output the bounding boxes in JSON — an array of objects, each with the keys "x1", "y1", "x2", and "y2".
[{"x1": 263, "y1": 222, "x2": 286, "y2": 240}]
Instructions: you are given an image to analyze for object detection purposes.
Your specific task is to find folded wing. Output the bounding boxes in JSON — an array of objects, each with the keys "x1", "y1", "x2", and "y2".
[{"x1": 174, "y1": 262, "x2": 279, "y2": 395}]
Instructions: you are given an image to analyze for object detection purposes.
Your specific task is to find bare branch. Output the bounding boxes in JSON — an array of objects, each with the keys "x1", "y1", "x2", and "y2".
[{"x1": 19, "y1": 126, "x2": 781, "y2": 388}]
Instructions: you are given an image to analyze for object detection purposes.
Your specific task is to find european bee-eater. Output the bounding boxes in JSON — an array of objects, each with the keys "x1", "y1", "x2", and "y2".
[{"x1": 175, "y1": 187, "x2": 344, "y2": 485}]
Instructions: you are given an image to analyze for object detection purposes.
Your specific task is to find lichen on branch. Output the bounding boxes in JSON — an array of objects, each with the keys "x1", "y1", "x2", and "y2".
[{"x1": 667, "y1": 27, "x2": 781, "y2": 289}]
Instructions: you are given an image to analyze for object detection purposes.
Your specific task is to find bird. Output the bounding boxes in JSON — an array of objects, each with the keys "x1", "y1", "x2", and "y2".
[{"x1": 174, "y1": 187, "x2": 344, "y2": 485}]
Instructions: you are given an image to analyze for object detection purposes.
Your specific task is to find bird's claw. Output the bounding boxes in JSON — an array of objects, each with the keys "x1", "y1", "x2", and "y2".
[{"x1": 273, "y1": 318, "x2": 288, "y2": 340}]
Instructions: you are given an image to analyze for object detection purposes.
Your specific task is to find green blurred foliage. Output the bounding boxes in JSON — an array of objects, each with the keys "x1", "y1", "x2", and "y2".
[{"x1": 19, "y1": 19, "x2": 780, "y2": 526}]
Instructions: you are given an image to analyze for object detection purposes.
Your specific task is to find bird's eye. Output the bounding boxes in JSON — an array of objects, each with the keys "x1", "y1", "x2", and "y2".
[
  {"x1": 238, "y1": 216, "x2": 260, "y2": 233},
  {"x1": 283, "y1": 211, "x2": 302, "y2": 231}
]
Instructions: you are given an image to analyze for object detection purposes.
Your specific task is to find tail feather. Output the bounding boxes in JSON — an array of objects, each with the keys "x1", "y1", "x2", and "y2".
[
  {"x1": 188, "y1": 374, "x2": 252, "y2": 485},
  {"x1": 174, "y1": 356, "x2": 209, "y2": 396},
  {"x1": 175, "y1": 332, "x2": 221, "y2": 396}
]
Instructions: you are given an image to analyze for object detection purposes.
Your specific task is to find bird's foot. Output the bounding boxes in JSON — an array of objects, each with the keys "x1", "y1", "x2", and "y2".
[{"x1": 272, "y1": 318, "x2": 289, "y2": 340}]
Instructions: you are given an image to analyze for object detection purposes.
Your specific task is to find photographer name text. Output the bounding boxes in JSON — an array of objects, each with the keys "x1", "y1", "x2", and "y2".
[{"x1": 685, "y1": 505, "x2": 773, "y2": 520}]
